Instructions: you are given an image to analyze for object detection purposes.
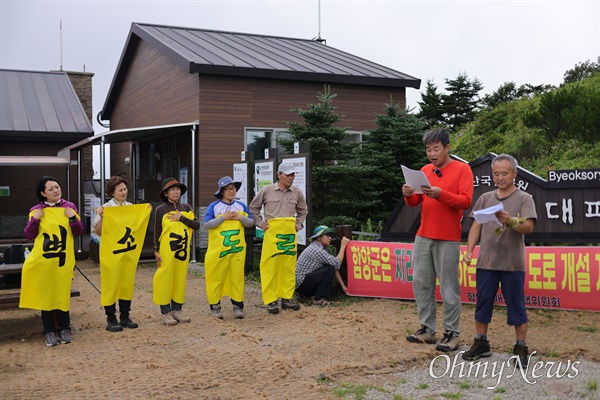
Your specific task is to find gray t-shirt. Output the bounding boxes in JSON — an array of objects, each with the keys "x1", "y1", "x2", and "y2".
[{"x1": 470, "y1": 189, "x2": 537, "y2": 272}]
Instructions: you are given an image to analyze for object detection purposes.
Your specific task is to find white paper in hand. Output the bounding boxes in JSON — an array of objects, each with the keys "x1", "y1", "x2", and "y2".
[
  {"x1": 473, "y1": 203, "x2": 504, "y2": 226},
  {"x1": 401, "y1": 165, "x2": 431, "y2": 194}
]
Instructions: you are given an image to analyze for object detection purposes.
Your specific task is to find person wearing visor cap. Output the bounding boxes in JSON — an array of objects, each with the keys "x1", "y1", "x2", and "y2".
[
  {"x1": 249, "y1": 162, "x2": 308, "y2": 314},
  {"x1": 204, "y1": 176, "x2": 254, "y2": 319},
  {"x1": 152, "y1": 177, "x2": 200, "y2": 326},
  {"x1": 295, "y1": 226, "x2": 350, "y2": 306}
]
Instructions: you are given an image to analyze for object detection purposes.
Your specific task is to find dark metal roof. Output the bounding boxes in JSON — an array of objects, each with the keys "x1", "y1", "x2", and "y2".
[
  {"x1": 102, "y1": 23, "x2": 420, "y2": 119},
  {"x1": 0, "y1": 69, "x2": 94, "y2": 140}
]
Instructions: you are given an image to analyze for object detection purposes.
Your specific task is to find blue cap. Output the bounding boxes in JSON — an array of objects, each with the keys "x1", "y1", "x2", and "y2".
[{"x1": 215, "y1": 176, "x2": 241, "y2": 198}]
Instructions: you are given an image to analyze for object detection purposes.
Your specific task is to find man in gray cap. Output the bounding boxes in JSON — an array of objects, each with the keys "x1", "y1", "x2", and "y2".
[{"x1": 249, "y1": 161, "x2": 308, "y2": 314}]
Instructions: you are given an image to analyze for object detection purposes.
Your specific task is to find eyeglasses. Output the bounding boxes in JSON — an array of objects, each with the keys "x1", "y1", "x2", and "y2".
[
  {"x1": 223, "y1": 186, "x2": 237, "y2": 192},
  {"x1": 324, "y1": 233, "x2": 334, "y2": 238},
  {"x1": 433, "y1": 168, "x2": 442, "y2": 178}
]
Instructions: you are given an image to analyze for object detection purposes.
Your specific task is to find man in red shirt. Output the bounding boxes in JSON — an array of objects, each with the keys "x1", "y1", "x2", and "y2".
[{"x1": 402, "y1": 128, "x2": 474, "y2": 352}]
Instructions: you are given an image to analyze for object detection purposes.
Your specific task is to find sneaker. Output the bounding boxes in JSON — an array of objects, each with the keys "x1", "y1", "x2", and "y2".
[
  {"x1": 210, "y1": 305, "x2": 224, "y2": 320},
  {"x1": 58, "y1": 329, "x2": 72, "y2": 344},
  {"x1": 45, "y1": 332, "x2": 58, "y2": 347},
  {"x1": 171, "y1": 310, "x2": 191, "y2": 323},
  {"x1": 281, "y1": 298, "x2": 300, "y2": 311},
  {"x1": 106, "y1": 317, "x2": 124, "y2": 332},
  {"x1": 462, "y1": 338, "x2": 492, "y2": 360},
  {"x1": 161, "y1": 312, "x2": 178, "y2": 326},
  {"x1": 267, "y1": 301, "x2": 280, "y2": 315},
  {"x1": 406, "y1": 326, "x2": 436, "y2": 344},
  {"x1": 513, "y1": 343, "x2": 530, "y2": 369},
  {"x1": 233, "y1": 305, "x2": 245, "y2": 319},
  {"x1": 119, "y1": 316, "x2": 139, "y2": 329},
  {"x1": 436, "y1": 331, "x2": 460, "y2": 352}
]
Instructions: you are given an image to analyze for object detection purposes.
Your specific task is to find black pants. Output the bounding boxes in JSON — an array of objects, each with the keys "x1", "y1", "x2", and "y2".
[
  {"x1": 41, "y1": 310, "x2": 70, "y2": 334},
  {"x1": 297, "y1": 265, "x2": 335, "y2": 300},
  {"x1": 104, "y1": 299, "x2": 132, "y2": 319},
  {"x1": 211, "y1": 299, "x2": 244, "y2": 309}
]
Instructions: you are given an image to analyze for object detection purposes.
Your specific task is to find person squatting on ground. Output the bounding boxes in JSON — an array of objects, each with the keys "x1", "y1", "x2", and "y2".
[
  {"x1": 153, "y1": 178, "x2": 200, "y2": 326},
  {"x1": 462, "y1": 154, "x2": 537, "y2": 368},
  {"x1": 92, "y1": 175, "x2": 151, "y2": 332},
  {"x1": 295, "y1": 226, "x2": 350, "y2": 306},
  {"x1": 204, "y1": 176, "x2": 254, "y2": 319},
  {"x1": 21, "y1": 176, "x2": 85, "y2": 346},
  {"x1": 402, "y1": 128, "x2": 474, "y2": 352},
  {"x1": 249, "y1": 162, "x2": 308, "y2": 314}
]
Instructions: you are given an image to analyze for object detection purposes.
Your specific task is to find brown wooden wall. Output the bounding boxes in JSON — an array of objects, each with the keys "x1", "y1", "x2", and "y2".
[
  {"x1": 0, "y1": 141, "x2": 82, "y2": 238},
  {"x1": 106, "y1": 36, "x2": 409, "y2": 208}
]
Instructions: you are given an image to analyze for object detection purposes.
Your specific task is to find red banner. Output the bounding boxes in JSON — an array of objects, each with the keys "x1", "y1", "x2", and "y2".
[{"x1": 346, "y1": 241, "x2": 600, "y2": 312}]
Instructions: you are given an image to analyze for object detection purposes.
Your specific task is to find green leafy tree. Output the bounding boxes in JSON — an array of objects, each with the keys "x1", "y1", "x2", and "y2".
[
  {"x1": 417, "y1": 80, "x2": 445, "y2": 128},
  {"x1": 356, "y1": 100, "x2": 427, "y2": 223},
  {"x1": 280, "y1": 86, "x2": 378, "y2": 228},
  {"x1": 525, "y1": 73, "x2": 600, "y2": 142},
  {"x1": 562, "y1": 57, "x2": 600, "y2": 85},
  {"x1": 442, "y1": 72, "x2": 484, "y2": 130}
]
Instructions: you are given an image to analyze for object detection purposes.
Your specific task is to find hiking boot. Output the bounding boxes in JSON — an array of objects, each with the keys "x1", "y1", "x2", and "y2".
[
  {"x1": 296, "y1": 292, "x2": 310, "y2": 304},
  {"x1": 119, "y1": 316, "x2": 139, "y2": 329},
  {"x1": 436, "y1": 331, "x2": 460, "y2": 352},
  {"x1": 171, "y1": 310, "x2": 191, "y2": 323},
  {"x1": 267, "y1": 301, "x2": 279, "y2": 314},
  {"x1": 406, "y1": 326, "x2": 436, "y2": 344},
  {"x1": 45, "y1": 332, "x2": 58, "y2": 347},
  {"x1": 58, "y1": 329, "x2": 72, "y2": 344},
  {"x1": 161, "y1": 312, "x2": 178, "y2": 326},
  {"x1": 233, "y1": 305, "x2": 245, "y2": 319},
  {"x1": 462, "y1": 338, "x2": 492, "y2": 360},
  {"x1": 281, "y1": 298, "x2": 300, "y2": 311},
  {"x1": 106, "y1": 316, "x2": 124, "y2": 332},
  {"x1": 210, "y1": 305, "x2": 223, "y2": 320},
  {"x1": 513, "y1": 343, "x2": 530, "y2": 369}
]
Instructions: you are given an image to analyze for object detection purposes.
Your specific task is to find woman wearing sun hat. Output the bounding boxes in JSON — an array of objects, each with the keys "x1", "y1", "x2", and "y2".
[
  {"x1": 203, "y1": 176, "x2": 254, "y2": 319},
  {"x1": 295, "y1": 225, "x2": 350, "y2": 306},
  {"x1": 152, "y1": 177, "x2": 200, "y2": 326}
]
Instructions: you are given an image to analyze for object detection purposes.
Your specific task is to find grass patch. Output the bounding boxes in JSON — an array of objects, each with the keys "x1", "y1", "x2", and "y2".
[
  {"x1": 441, "y1": 392, "x2": 463, "y2": 399},
  {"x1": 586, "y1": 379, "x2": 598, "y2": 391},
  {"x1": 415, "y1": 383, "x2": 429, "y2": 390},
  {"x1": 494, "y1": 387, "x2": 506, "y2": 393},
  {"x1": 577, "y1": 325, "x2": 597, "y2": 333},
  {"x1": 456, "y1": 381, "x2": 470, "y2": 389},
  {"x1": 332, "y1": 383, "x2": 367, "y2": 399}
]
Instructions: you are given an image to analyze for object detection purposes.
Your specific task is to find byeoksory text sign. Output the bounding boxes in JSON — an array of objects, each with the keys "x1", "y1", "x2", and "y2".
[{"x1": 346, "y1": 240, "x2": 600, "y2": 312}]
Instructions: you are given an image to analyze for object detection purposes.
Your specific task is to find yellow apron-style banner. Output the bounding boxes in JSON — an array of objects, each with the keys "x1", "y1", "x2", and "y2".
[
  {"x1": 259, "y1": 217, "x2": 297, "y2": 305},
  {"x1": 205, "y1": 213, "x2": 247, "y2": 304},
  {"x1": 153, "y1": 210, "x2": 194, "y2": 305},
  {"x1": 20, "y1": 208, "x2": 79, "y2": 312},
  {"x1": 100, "y1": 204, "x2": 151, "y2": 306}
]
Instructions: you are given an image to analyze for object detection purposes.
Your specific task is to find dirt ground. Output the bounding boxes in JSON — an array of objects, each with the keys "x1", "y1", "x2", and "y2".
[{"x1": 1, "y1": 258, "x2": 599, "y2": 399}]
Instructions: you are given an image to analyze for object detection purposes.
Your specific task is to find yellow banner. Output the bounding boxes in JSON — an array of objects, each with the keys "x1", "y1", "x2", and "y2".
[
  {"x1": 99, "y1": 204, "x2": 151, "y2": 306},
  {"x1": 259, "y1": 217, "x2": 297, "y2": 305},
  {"x1": 153, "y1": 210, "x2": 194, "y2": 305},
  {"x1": 205, "y1": 213, "x2": 247, "y2": 304},
  {"x1": 20, "y1": 208, "x2": 79, "y2": 311}
]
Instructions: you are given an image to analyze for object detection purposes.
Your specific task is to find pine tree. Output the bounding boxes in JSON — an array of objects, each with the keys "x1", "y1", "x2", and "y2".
[
  {"x1": 442, "y1": 73, "x2": 483, "y2": 130},
  {"x1": 280, "y1": 86, "x2": 377, "y2": 228},
  {"x1": 417, "y1": 80, "x2": 445, "y2": 128},
  {"x1": 356, "y1": 100, "x2": 428, "y2": 223}
]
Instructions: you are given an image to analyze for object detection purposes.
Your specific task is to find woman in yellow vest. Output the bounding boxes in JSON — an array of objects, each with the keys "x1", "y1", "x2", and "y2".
[
  {"x1": 92, "y1": 175, "x2": 151, "y2": 332},
  {"x1": 21, "y1": 176, "x2": 84, "y2": 347},
  {"x1": 204, "y1": 176, "x2": 254, "y2": 319},
  {"x1": 152, "y1": 178, "x2": 200, "y2": 325}
]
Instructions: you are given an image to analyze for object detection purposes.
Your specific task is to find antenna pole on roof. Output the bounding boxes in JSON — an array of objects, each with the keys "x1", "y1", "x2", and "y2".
[
  {"x1": 60, "y1": 19, "x2": 63, "y2": 71},
  {"x1": 314, "y1": 0, "x2": 326, "y2": 44}
]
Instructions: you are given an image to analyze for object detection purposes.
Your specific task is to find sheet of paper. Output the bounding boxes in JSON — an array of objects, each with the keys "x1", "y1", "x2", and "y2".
[
  {"x1": 473, "y1": 203, "x2": 504, "y2": 226},
  {"x1": 401, "y1": 165, "x2": 431, "y2": 194}
]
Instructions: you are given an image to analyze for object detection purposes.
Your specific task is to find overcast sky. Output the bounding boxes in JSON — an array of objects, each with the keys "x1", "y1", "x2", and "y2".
[{"x1": 1, "y1": 0, "x2": 598, "y2": 175}]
